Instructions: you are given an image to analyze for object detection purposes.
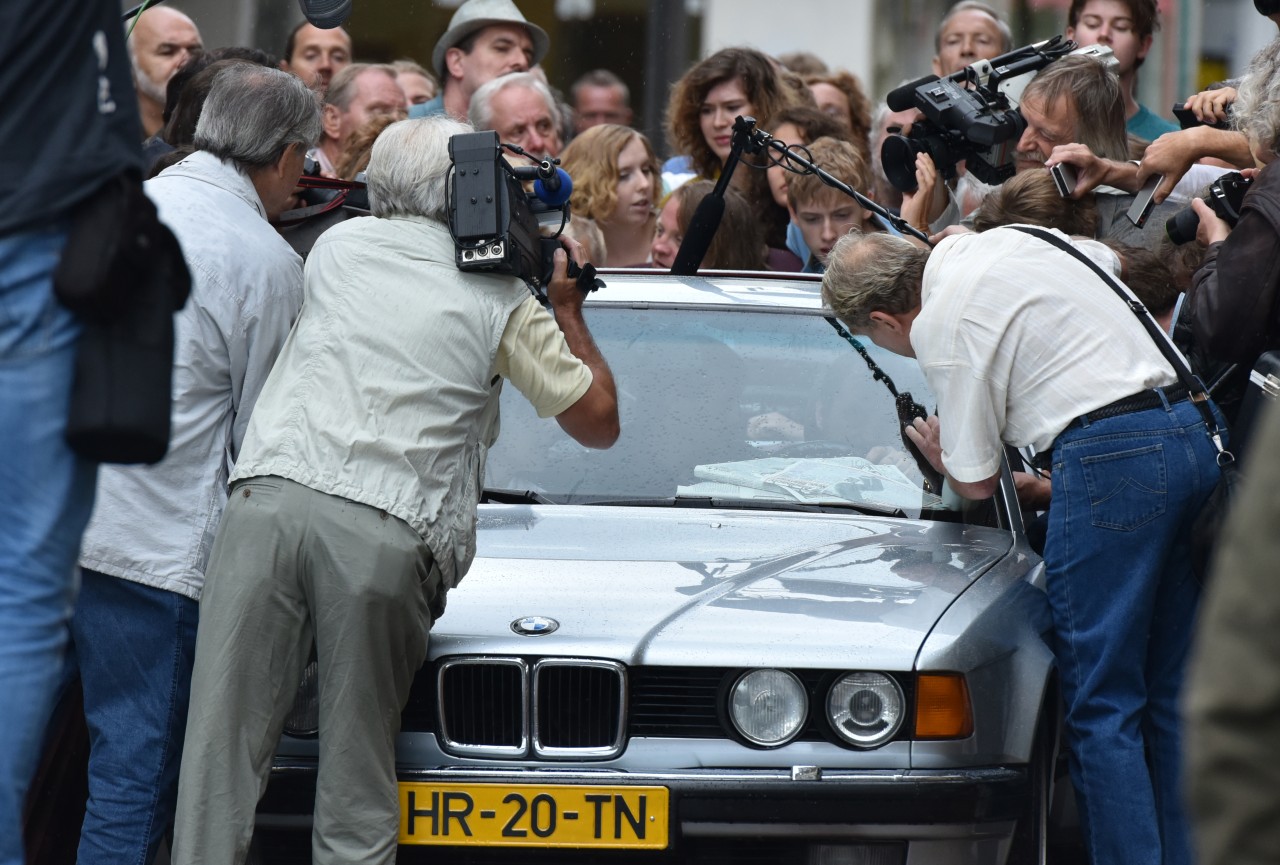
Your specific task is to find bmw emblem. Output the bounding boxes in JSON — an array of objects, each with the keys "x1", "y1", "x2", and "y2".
[{"x1": 511, "y1": 616, "x2": 559, "y2": 636}]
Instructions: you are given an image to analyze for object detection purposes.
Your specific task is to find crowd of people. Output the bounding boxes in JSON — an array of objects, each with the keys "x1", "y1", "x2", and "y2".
[{"x1": 4, "y1": 0, "x2": 1280, "y2": 864}]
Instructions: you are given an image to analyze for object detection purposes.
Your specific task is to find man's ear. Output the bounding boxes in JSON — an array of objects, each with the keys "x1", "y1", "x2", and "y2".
[
  {"x1": 321, "y1": 103, "x2": 342, "y2": 142},
  {"x1": 930, "y1": 55, "x2": 943, "y2": 77},
  {"x1": 274, "y1": 142, "x2": 300, "y2": 181},
  {"x1": 444, "y1": 46, "x2": 467, "y2": 81},
  {"x1": 868, "y1": 310, "x2": 903, "y2": 333}
]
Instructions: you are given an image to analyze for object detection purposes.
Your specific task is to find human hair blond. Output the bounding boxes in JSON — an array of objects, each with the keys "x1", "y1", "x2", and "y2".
[
  {"x1": 821, "y1": 232, "x2": 927, "y2": 330},
  {"x1": 559, "y1": 124, "x2": 658, "y2": 225},
  {"x1": 787, "y1": 137, "x2": 870, "y2": 209},
  {"x1": 324, "y1": 63, "x2": 397, "y2": 111}
]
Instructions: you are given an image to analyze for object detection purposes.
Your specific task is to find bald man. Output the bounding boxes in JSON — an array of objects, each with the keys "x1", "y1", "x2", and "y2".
[{"x1": 128, "y1": 6, "x2": 203, "y2": 138}]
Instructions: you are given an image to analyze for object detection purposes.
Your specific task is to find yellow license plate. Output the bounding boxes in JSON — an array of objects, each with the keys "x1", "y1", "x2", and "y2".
[{"x1": 398, "y1": 782, "x2": 669, "y2": 848}]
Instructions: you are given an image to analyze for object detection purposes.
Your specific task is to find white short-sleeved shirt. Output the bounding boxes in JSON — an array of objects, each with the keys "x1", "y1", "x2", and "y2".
[{"x1": 911, "y1": 226, "x2": 1177, "y2": 483}]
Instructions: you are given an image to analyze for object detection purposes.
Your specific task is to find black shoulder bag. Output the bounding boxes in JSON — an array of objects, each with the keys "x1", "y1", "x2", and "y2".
[
  {"x1": 1010, "y1": 225, "x2": 1240, "y2": 583},
  {"x1": 53, "y1": 171, "x2": 190, "y2": 464}
]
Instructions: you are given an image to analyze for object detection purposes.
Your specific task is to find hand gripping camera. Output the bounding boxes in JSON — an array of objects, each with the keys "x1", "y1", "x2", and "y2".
[
  {"x1": 880, "y1": 36, "x2": 1083, "y2": 192},
  {"x1": 1165, "y1": 171, "x2": 1254, "y2": 244},
  {"x1": 447, "y1": 130, "x2": 575, "y2": 292}
]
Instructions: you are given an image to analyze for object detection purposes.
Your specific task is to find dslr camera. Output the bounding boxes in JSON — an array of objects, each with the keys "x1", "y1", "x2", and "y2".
[
  {"x1": 1166, "y1": 171, "x2": 1253, "y2": 244},
  {"x1": 448, "y1": 130, "x2": 573, "y2": 292},
  {"x1": 881, "y1": 36, "x2": 1086, "y2": 192}
]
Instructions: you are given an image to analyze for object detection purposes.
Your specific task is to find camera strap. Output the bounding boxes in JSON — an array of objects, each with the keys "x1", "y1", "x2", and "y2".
[{"x1": 1009, "y1": 225, "x2": 1232, "y2": 464}]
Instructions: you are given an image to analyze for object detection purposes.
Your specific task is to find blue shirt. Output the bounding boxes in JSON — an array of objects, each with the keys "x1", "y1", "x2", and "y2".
[
  {"x1": 409, "y1": 94, "x2": 446, "y2": 120},
  {"x1": 1128, "y1": 104, "x2": 1179, "y2": 143}
]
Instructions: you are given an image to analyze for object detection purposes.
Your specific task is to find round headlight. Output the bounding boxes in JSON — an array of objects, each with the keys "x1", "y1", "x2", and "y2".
[
  {"x1": 826, "y1": 672, "x2": 905, "y2": 748},
  {"x1": 728, "y1": 669, "x2": 808, "y2": 747}
]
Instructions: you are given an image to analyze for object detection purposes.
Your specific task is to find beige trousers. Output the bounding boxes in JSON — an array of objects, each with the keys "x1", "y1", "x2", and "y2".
[{"x1": 171, "y1": 476, "x2": 441, "y2": 865}]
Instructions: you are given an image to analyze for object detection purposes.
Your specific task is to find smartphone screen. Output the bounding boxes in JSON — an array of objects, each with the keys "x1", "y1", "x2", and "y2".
[{"x1": 1127, "y1": 174, "x2": 1164, "y2": 227}]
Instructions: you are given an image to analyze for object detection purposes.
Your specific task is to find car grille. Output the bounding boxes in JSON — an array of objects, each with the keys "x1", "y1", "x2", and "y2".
[
  {"x1": 404, "y1": 664, "x2": 915, "y2": 750},
  {"x1": 436, "y1": 657, "x2": 626, "y2": 759}
]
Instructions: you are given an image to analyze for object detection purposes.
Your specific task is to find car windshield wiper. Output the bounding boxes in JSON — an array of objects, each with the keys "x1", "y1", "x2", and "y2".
[
  {"x1": 574, "y1": 494, "x2": 906, "y2": 518},
  {"x1": 481, "y1": 488, "x2": 560, "y2": 505}
]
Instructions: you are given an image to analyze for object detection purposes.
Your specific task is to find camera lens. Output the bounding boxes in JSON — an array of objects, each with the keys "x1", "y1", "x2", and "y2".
[
  {"x1": 881, "y1": 134, "x2": 924, "y2": 193},
  {"x1": 1165, "y1": 207, "x2": 1201, "y2": 245}
]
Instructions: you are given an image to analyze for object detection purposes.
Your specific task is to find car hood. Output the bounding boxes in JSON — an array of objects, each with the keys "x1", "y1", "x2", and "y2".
[{"x1": 432, "y1": 505, "x2": 1012, "y2": 670}]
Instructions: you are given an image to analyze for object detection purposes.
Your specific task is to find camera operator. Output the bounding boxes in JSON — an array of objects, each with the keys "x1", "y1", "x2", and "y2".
[
  {"x1": 822, "y1": 227, "x2": 1223, "y2": 865},
  {"x1": 1184, "y1": 35, "x2": 1280, "y2": 371},
  {"x1": 170, "y1": 115, "x2": 619, "y2": 864}
]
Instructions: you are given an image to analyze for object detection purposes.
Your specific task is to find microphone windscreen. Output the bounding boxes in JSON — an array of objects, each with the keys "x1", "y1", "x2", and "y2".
[
  {"x1": 885, "y1": 75, "x2": 938, "y2": 112},
  {"x1": 670, "y1": 193, "x2": 725, "y2": 276},
  {"x1": 533, "y1": 168, "x2": 574, "y2": 207},
  {"x1": 297, "y1": 0, "x2": 352, "y2": 29}
]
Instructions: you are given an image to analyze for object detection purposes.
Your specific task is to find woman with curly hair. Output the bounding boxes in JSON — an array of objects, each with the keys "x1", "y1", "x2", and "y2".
[
  {"x1": 803, "y1": 70, "x2": 873, "y2": 164},
  {"x1": 664, "y1": 47, "x2": 800, "y2": 249},
  {"x1": 559, "y1": 124, "x2": 660, "y2": 267}
]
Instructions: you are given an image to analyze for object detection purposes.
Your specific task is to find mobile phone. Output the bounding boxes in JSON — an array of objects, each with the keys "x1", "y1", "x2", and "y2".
[
  {"x1": 1172, "y1": 101, "x2": 1231, "y2": 131},
  {"x1": 1050, "y1": 162, "x2": 1077, "y2": 198},
  {"x1": 1126, "y1": 174, "x2": 1164, "y2": 227}
]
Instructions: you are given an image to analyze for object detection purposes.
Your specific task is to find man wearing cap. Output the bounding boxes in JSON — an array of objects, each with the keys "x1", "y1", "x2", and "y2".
[{"x1": 409, "y1": 0, "x2": 549, "y2": 121}]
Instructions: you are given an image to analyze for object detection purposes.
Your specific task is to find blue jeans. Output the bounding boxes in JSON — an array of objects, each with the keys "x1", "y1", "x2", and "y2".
[
  {"x1": 0, "y1": 225, "x2": 97, "y2": 865},
  {"x1": 1045, "y1": 396, "x2": 1221, "y2": 865},
  {"x1": 64, "y1": 569, "x2": 198, "y2": 865}
]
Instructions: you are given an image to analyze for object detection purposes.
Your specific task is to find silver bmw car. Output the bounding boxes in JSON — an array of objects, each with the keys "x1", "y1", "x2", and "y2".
[{"x1": 255, "y1": 270, "x2": 1067, "y2": 865}]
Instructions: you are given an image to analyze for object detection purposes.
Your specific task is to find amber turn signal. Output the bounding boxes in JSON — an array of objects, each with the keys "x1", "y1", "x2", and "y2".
[{"x1": 914, "y1": 673, "x2": 974, "y2": 739}]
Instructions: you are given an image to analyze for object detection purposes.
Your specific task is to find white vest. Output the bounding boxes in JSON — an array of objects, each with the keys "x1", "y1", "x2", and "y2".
[{"x1": 232, "y1": 214, "x2": 529, "y2": 587}]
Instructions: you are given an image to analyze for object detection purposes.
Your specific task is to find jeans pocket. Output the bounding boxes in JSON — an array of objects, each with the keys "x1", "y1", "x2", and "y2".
[{"x1": 1081, "y1": 443, "x2": 1167, "y2": 531}]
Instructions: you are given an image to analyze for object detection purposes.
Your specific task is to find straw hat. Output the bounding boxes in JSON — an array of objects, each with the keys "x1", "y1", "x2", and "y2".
[{"x1": 432, "y1": 0, "x2": 550, "y2": 79}]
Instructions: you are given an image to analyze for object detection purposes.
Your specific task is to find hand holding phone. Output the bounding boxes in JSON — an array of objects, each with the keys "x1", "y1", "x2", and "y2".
[
  {"x1": 1126, "y1": 174, "x2": 1165, "y2": 227},
  {"x1": 1050, "y1": 162, "x2": 1077, "y2": 198}
]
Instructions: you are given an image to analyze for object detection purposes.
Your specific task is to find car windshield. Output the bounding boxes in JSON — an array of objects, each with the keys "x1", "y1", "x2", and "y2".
[{"x1": 486, "y1": 302, "x2": 992, "y2": 521}]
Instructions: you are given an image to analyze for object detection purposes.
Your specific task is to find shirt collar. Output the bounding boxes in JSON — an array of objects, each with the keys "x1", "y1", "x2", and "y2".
[{"x1": 159, "y1": 150, "x2": 268, "y2": 219}]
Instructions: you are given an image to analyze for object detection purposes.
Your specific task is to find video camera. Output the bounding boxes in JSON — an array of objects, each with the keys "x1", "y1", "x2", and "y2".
[
  {"x1": 447, "y1": 130, "x2": 574, "y2": 293},
  {"x1": 881, "y1": 36, "x2": 1081, "y2": 192},
  {"x1": 1166, "y1": 171, "x2": 1253, "y2": 244}
]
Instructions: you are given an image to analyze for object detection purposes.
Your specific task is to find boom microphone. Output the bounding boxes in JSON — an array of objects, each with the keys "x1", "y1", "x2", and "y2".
[
  {"x1": 298, "y1": 0, "x2": 352, "y2": 29},
  {"x1": 886, "y1": 74, "x2": 939, "y2": 112},
  {"x1": 670, "y1": 193, "x2": 725, "y2": 276}
]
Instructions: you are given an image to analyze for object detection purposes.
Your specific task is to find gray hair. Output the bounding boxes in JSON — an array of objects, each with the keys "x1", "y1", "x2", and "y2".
[
  {"x1": 821, "y1": 232, "x2": 928, "y2": 330},
  {"x1": 1233, "y1": 35, "x2": 1280, "y2": 156},
  {"x1": 468, "y1": 71, "x2": 561, "y2": 133},
  {"x1": 194, "y1": 64, "x2": 321, "y2": 170},
  {"x1": 570, "y1": 68, "x2": 630, "y2": 105},
  {"x1": 1021, "y1": 54, "x2": 1128, "y2": 162},
  {"x1": 325, "y1": 62, "x2": 398, "y2": 111},
  {"x1": 365, "y1": 115, "x2": 473, "y2": 220},
  {"x1": 935, "y1": 1, "x2": 1013, "y2": 54}
]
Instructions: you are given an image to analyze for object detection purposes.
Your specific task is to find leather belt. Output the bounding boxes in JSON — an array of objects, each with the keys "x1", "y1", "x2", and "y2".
[
  {"x1": 1029, "y1": 383, "x2": 1193, "y2": 472},
  {"x1": 1080, "y1": 383, "x2": 1190, "y2": 423}
]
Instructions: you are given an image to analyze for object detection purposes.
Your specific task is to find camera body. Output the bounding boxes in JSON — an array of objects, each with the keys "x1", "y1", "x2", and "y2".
[
  {"x1": 881, "y1": 36, "x2": 1081, "y2": 193},
  {"x1": 1166, "y1": 171, "x2": 1253, "y2": 244},
  {"x1": 448, "y1": 130, "x2": 568, "y2": 291}
]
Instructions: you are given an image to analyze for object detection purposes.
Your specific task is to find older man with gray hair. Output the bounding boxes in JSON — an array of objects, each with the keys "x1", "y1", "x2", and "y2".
[
  {"x1": 170, "y1": 114, "x2": 619, "y2": 865},
  {"x1": 69, "y1": 62, "x2": 319, "y2": 865},
  {"x1": 469, "y1": 69, "x2": 563, "y2": 158}
]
